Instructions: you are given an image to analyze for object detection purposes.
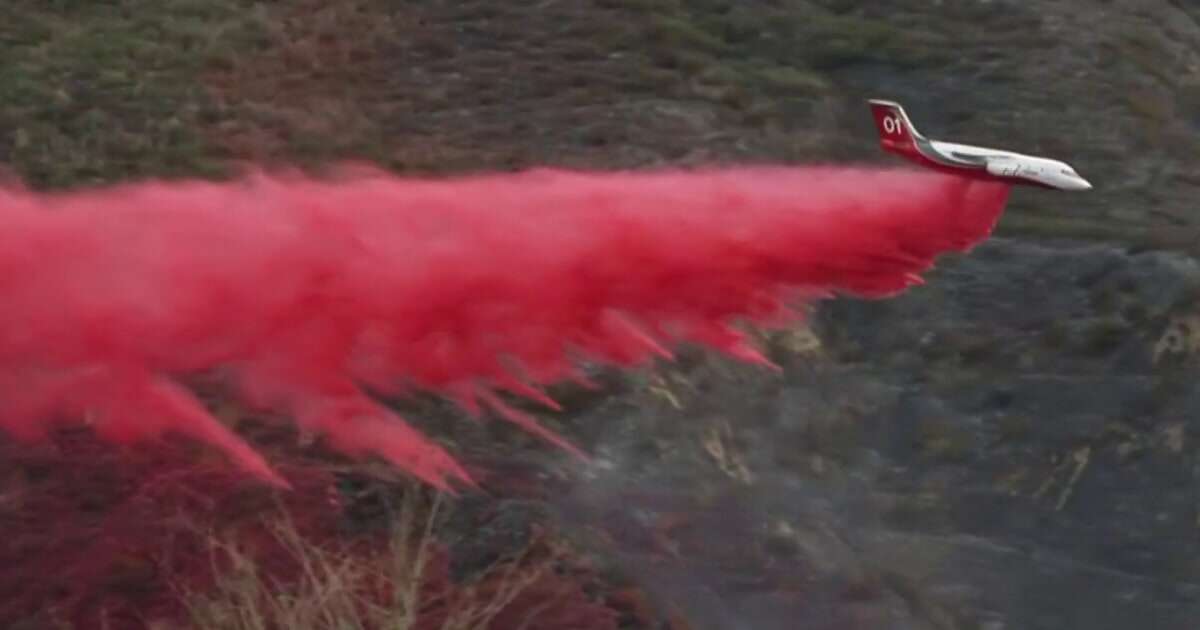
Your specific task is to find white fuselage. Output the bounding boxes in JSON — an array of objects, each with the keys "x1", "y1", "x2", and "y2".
[{"x1": 928, "y1": 140, "x2": 1093, "y2": 191}]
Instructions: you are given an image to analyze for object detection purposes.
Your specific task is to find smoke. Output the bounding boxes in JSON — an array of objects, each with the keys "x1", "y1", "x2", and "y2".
[{"x1": 0, "y1": 164, "x2": 1008, "y2": 490}]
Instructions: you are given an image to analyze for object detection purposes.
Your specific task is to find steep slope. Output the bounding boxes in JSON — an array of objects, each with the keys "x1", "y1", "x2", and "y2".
[{"x1": 4, "y1": 1, "x2": 1200, "y2": 629}]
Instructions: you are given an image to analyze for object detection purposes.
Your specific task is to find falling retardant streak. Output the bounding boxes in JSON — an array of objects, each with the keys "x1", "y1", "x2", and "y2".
[{"x1": 0, "y1": 164, "x2": 1009, "y2": 490}]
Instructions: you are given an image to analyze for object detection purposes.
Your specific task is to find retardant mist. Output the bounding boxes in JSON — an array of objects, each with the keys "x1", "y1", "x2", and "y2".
[{"x1": 0, "y1": 165, "x2": 1009, "y2": 490}]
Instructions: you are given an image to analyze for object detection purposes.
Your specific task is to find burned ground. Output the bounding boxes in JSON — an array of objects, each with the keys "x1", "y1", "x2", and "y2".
[{"x1": 4, "y1": 1, "x2": 1200, "y2": 629}]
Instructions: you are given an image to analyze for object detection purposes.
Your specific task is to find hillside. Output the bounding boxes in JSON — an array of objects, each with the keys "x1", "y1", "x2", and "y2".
[{"x1": 3, "y1": 1, "x2": 1200, "y2": 629}]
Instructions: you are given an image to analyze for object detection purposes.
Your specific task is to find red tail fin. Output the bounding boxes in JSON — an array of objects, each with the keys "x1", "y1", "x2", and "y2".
[{"x1": 869, "y1": 100, "x2": 918, "y2": 155}]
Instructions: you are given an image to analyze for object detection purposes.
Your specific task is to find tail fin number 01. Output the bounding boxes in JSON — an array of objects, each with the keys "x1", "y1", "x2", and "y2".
[{"x1": 882, "y1": 115, "x2": 901, "y2": 135}]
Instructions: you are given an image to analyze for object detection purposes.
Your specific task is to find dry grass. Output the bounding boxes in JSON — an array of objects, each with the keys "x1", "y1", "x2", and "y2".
[{"x1": 180, "y1": 490, "x2": 573, "y2": 630}]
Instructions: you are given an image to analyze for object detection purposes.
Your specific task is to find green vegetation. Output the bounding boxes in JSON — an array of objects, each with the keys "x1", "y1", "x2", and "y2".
[
  {"x1": 6, "y1": 0, "x2": 1200, "y2": 626},
  {"x1": 1114, "y1": 27, "x2": 1180, "y2": 88},
  {"x1": 610, "y1": 1, "x2": 953, "y2": 128},
  {"x1": 917, "y1": 416, "x2": 975, "y2": 463},
  {"x1": 0, "y1": 0, "x2": 271, "y2": 187},
  {"x1": 1079, "y1": 317, "x2": 1129, "y2": 356}
]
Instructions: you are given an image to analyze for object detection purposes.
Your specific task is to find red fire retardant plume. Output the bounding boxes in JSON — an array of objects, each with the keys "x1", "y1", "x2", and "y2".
[{"x1": 0, "y1": 165, "x2": 1009, "y2": 490}]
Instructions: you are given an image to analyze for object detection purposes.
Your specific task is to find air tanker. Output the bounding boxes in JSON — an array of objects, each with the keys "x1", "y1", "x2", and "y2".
[{"x1": 869, "y1": 99, "x2": 1092, "y2": 191}]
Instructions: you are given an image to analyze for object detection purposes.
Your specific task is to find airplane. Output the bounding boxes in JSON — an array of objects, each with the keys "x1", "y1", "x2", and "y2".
[{"x1": 868, "y1": 99, "x2": 1092, "y2": 191}]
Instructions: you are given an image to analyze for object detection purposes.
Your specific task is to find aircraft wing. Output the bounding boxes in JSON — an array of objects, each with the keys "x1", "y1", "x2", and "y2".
[{"x1": 925, "y1": 140, "x2": 993, "y2": 168}]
